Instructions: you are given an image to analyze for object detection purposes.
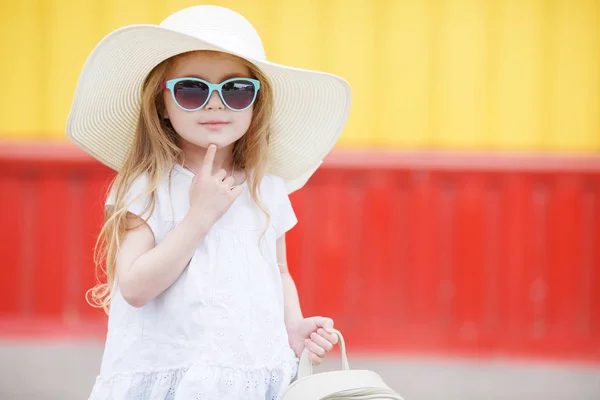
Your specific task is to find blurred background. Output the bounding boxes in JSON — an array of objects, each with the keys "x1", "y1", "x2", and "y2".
[{"x1": 1, "y1": 0, "x2": 599, "y2": 399}]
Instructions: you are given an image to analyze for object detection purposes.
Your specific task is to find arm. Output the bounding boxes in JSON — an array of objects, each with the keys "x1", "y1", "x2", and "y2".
[
  {"x1": 116, "y1": 209, "x2": 211, "y2": 307},
  {"x1": 277, "y1": 234, "x2": 304, "y2": 328},
  {"x1": 277, "y1": 234, "x2": 339, "y2": 365}
]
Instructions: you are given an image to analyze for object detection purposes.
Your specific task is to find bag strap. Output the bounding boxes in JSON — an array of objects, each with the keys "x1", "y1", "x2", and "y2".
[{"x1": 297, "y1": 328, "x2": 350, "y2": 379}]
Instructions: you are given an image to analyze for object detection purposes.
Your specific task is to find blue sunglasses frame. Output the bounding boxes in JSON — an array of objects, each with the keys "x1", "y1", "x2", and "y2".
[{"x1": 163, "y1": 77, "x2": 261, "y2": 112}]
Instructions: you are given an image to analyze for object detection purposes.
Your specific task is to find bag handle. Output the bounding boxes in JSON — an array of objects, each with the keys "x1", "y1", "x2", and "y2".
[{"x1": 297, "y1": 328, "x2": 350, "y2": 379}]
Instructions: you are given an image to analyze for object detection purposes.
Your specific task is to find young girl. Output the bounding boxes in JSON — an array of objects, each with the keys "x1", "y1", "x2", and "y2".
[{"x1": 66, "y1": 4, "x2": 351, "y2": 400}]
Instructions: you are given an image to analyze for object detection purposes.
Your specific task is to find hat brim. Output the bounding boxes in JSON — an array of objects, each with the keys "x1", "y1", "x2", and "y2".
[{"x1": 66, "y1": 25, "x2": 351, "y2": 193}]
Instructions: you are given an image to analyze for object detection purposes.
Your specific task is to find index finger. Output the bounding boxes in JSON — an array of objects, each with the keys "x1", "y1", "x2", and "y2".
[{"x1": 202, "y1": 144, "x2": 217, "y2": 173}]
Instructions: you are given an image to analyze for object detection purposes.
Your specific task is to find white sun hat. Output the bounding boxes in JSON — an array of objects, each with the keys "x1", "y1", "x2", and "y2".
[{"x1": 65, "y1": 5, "x2": 352, "y2": 193}]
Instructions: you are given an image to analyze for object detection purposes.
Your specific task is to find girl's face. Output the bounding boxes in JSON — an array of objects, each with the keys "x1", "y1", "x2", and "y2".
[{"x1": 163, "y1": 51, "x2": 254, "y2": 152}]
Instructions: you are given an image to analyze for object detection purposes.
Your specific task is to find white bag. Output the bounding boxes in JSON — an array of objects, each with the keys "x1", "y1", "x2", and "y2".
[{"x1": 283, "y1": 329, "x2": 404, "y2": 400}]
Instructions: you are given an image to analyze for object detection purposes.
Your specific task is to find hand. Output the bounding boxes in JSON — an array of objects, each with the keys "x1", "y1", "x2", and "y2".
[
  {"x1": 287, "y1": 316, "x2": 339, "y2": 366},
  {"x1": 188, "y1": 144, "x2": 242, "y2": 225}
]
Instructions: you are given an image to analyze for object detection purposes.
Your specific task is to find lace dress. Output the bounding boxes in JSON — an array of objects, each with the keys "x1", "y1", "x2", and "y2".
[{"x1": 88, "y1": 166, "x2": 299, "y2": 399}]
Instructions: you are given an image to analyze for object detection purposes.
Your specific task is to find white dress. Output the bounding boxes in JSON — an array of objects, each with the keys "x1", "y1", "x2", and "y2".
[{"x1": 89, "y1": 164, "x2": 299, "y2": 400}]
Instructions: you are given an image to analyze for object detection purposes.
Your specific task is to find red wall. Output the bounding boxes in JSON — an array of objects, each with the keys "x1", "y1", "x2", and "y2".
[{"x1": 1, "y1": 142, "x2": 599, "y2": 361}]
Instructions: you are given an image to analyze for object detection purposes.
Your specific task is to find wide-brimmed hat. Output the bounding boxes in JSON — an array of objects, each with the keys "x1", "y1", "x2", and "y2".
[{"x1": 65, "y1": 5, "x2": 351, "y2": 193}]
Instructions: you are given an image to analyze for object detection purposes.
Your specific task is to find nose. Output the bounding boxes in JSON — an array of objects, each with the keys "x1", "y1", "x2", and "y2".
[{"x1": 205, "y1": 90, "x2": 225, "y2": 110}]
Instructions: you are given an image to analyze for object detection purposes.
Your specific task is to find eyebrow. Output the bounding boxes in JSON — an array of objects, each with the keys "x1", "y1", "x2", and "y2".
[{"x1": 180, "y1": 73, "x2": 252, "y2": 82}]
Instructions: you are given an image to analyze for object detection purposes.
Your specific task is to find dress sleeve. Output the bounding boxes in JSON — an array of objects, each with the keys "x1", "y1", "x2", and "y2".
[
  {"x1": 271, "y1": 175, "x2": 298, "y2": 238},
  {"x1": 105, "y1": 173, "x2": 161, "y2": 241}
]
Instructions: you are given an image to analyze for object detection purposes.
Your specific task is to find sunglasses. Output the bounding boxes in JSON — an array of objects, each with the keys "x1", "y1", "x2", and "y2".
[{"x1": 163, "y1": 77, "x2": 260, "y2": 112}]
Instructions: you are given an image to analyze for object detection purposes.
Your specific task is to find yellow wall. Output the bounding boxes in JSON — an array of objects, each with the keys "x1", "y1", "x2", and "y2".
[{"x1": 0, "y1": 0, "x2": 598, "y2": 151}]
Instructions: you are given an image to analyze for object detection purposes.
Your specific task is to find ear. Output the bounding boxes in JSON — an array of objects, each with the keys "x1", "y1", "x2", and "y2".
[
  {"x1": 157, "y1": 98, "x2": 169, "y2": 120},
  {"x1": 161, "y1": 106, "x2": 169, "y2": 120}
]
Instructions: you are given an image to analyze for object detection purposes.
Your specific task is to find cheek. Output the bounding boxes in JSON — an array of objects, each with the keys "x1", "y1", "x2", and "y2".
[
  {"x1": 235, "y1": 108, "x2": 253, "y2": 132},
  {"x1": 165, "y1": 104, "x2": 196, "y2": 135},
  {"x1": 164, "y1": 92, "x2": 195, "y2": 126}
]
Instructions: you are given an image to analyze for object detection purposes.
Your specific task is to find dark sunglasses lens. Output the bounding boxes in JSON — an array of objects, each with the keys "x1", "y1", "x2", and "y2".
[
  {"x1": 221, "y1": 80, "x2": 256, "y2": 110},
  {"x1": 173, "y1": 80, "x2": 209, "y2": 110}
]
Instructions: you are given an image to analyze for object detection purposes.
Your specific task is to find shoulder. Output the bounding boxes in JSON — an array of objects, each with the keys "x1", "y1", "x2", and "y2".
[
  {"x1": 254, "y1": 174, "x2": 290, "y2": 211},
  {"x1": 106, "y1": 170, "x2": 173, "y2": 206},
  {"x1": 259, "y1": 174, "x2": 287, "y2": 195},
  {"x1": 104, "y1": 167, "x2": 188, "y2": 243},
  {"x1": 104, "y1": 167, "x2": 192, "y2": 225}
]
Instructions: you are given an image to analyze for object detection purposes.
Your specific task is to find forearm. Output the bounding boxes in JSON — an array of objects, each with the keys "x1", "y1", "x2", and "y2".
[
  {"x1": 281, "y1": 270, "x2": 304, "y2": 329},
  {"x1": 121, "y1": 211, "x2": 212, "y2": 306}
]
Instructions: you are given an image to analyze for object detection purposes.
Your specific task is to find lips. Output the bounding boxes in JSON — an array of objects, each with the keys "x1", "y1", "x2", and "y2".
[
  {"x1": 200, "y1": 120, "x2": 228, "y2": 125},
  {"x1": 199, "y1": 120, "x2": 229, "y2": 131}
]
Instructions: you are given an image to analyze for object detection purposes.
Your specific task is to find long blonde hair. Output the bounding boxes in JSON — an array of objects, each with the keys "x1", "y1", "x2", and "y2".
[{"x1": 88, "y1": 51, "x2": 274, "y2": 312}]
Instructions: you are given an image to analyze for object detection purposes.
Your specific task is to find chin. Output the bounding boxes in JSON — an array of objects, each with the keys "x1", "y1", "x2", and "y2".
[
  {"x1": 178, "y1": 126, "x2": 246, "y2": 149},
  {"x1": 183, "y1": 136, "x2": 237, "y2": 150},
  {"x1": 205, "y1": 137, "x2": 237, "y2": 149},
  {"x1": 206, "y1": 131, "x2": 245, "y2": 147}
]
